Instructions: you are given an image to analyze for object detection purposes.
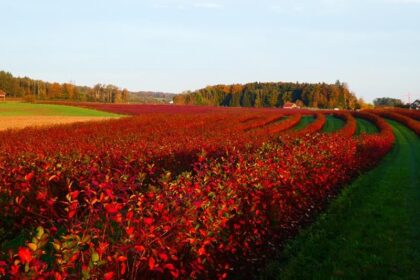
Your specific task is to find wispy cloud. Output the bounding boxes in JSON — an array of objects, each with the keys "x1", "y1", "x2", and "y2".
[
  {"x1": 152, "y1": 0, "x2": 223, "y2": 10},
  {"x1": 193, "y1": 2, "x2": 222, "y2": 9},
  {"x1": 269, "y1": 0, "x2": 345, "y2": 15},
  {"x1": 386, "y1": 0, "x2": 420, "y2": 3},
  {"x1": 153, "y1": 3, "x2": 170, "y2": 9},
  {"x1": 270, "y1": 2, "x2": 306, "y2": 14}
]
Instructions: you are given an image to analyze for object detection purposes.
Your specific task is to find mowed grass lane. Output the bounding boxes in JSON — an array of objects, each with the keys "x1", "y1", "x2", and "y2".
[
  {"x1": 356, "y1": 117, "x2": 379, "y2": 135},
  {"x1": 262, "y1": 120, "x2": 420, "y2": 279},
  {"x1": 322, "y1": 115, "x2": 345, "y2": 132},
  {"x1": 293, "y1": 115, "x2": 314, "y2": 131}
]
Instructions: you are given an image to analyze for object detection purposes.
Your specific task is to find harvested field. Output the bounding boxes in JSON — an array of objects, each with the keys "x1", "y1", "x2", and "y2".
[{"x1": 0, "y1": 116, "x2": 116, "y2": 131}]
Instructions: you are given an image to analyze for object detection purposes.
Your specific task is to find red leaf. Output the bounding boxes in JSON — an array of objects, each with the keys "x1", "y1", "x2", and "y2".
[
  {"x1": 105, "y1": 203, "x2": 122, "y2": 214},
  {"x1": 0, "y1": 261, "x2": 6, "y2": 276},
  {"x1": 121, "y1": 262, "x2": 127, "y2": 275},
  {"x1": 117, "y1": 256, "x2": 127, "y2": 262},
  {"x1": 69, "y1": 252, "x2": 79, "y2": 262},
  {"x1": 25, "y1": 172, "x2": 34, "y2": 182},
  {"x1": 170, "y1": 269, "x2": 180, "y2": 278},
  {"x1": 104, "y1": 272, "x2": 115, "y2": 280},
  {"x1": 148, "y1": 257, "x2": 155, "y2": 270},
  {"x1": 10, "y1": 265, "x2": 19, "y2": 275},
  {"x1": 134, "y1": 245, "x2": 145, "y2": 252},
  {"x1": 144, "y1": 217, "x2": 154, "y2": 225},
  {"x1": 126, "y1": 226, "x2": 134, "y2": 235},
  {"x1": 70, "y1": 190, "x2": 80, "y2": 200},
  {"x1": 159, "y1": 253, "x2": 168, "y2": 262},
  {"x1": 18, "y1": 247, "x2": 32, "y2": 264},
  {"x1": 36, "y1": 191, "x2": 47, "y2": 201},
  {"x1": 197, "y1": 246, "x2": 206, "y2": 256},
  {"x1": 127, "y1": 211, "x2": 134, "y2": 220},
  {"x1": 164, "y1": 263, "x2": 175, "y2": 270},
  {"x1": 97, "y1": 242, "x2": 109, "y2": 255},
  {"x1": 68, "y1": 209, "x2": 77, "y2": 219}
]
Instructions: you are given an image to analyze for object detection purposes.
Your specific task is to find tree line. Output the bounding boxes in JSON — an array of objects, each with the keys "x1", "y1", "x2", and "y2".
[
  {"x1": 0, "y1": 71, "x2": 129, "y2": 103},
  {"x1": 174, "y1": 81, "x2": 360, "y2": 109},
  {"x1": 373, "y1": 97, "x2": 407, "y2": 108}
]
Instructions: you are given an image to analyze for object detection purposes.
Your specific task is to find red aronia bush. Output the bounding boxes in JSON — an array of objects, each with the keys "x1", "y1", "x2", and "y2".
[
  {"x1": 366, "y1": 110, "x2": 420, "y2": 136},
  {"x1": 388, "y1": 108, "x2": 420, "y2": 121},
  {"x1": 0, "y1": 105, "x2": 396, "y2": 279},
  {"x1": 290, "y1": 113, "x2": 326, "y2": 136},
  {"x1": 330, "y1": 111, "x2": 357, "y2": 137}
]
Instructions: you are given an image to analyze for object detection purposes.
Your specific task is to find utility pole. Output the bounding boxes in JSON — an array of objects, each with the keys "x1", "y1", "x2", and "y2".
[{"x1": 402, "y1": 93, "x2": 411, "y2": 109}]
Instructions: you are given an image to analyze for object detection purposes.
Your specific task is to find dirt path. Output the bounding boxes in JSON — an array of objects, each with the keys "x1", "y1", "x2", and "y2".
[{"x1": 0, "y1": 116, "x2": 116, "y2": 131}]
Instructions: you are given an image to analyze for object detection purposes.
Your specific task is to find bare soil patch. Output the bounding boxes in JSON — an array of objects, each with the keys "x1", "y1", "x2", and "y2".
[{"x1": 0, "y1": 116, "x2": 116, "y2": 131}]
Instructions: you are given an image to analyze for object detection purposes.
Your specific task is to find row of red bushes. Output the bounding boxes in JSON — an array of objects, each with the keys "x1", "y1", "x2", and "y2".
[
  {"x1": 291, "y1": 113, "x2": 326, "y2": 136},
  {"x1": 352, "y1": 111, "x2": 396, "y2": 161},
  {"x1": 353, "y1": 112, "x2": 394, "y2": 139},
  {"x1": 367, "y1": 110, "x2": 420, "y2": 136},
  {"x1": 0, "y1": 108, "x2": 397, "y2": 279},
  {"x1": 332, "y1": 112, "x2": 357, "y2": 137},
  {"x1": 269, "y1": 114, "x2": 302, "y2": 134},
  {"x1": 0, "y1": 134, "x2": 393, "y2": 279},
  {"x1": 242, "y1": 114, "x2": 284, "y2": 132},
  {"x1": 388, "y1": 108, "x2": 420, "y2": 121}
]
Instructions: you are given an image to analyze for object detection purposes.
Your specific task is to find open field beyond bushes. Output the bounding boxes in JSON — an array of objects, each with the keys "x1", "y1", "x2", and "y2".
[{"x1": 0, "y1": 102, "x2": 121, "y2": 131}]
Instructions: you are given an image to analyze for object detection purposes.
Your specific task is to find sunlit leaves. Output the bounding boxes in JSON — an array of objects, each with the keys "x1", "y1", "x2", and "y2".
[
  {"x1": 0, "y1": 107, "x2": 395, "y2": 279},
  {"x1": 18, "y1": 247, "x2": 32, "y2": 264}
]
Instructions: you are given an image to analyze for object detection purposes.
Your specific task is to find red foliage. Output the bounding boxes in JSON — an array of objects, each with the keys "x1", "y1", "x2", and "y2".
[
  {"x1": 367, "y1": 110, "x2": 420, "y2": 136},
  {"x1": 388, "y1": 108, "x2": 420, "y2": 121},
  {"x1": 352, "y1": 111, "x2": 395, "y2": 161},
  {"x1": 0, "y1": 106, "x2": 396, "y2": 279},
  {"x1": 331, "y1": 111, "x2": 357, "y2": 137},
  {"x1": 18, "y1": 247, "x2": 32, "y2": 264},
  {"x1": 242, "y1": 114, "x2": 284, "y2": 132},
  {"x1": 353, "y1": 111, "x2": 396, "y2": 140},
  {"x1": 291, "y1": 113, "x2": 326, "y2": 136},
  {"x1": 269, "y1": 114, "x2": 302, "y2": 134}
]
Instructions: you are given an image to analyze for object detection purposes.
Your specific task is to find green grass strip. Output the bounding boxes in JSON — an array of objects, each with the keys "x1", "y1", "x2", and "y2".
[
  {"x1": 261, "y1": 120, "x2": 420, "y2": 280},
  {"x1": 322, "y1": 115, "x2": 345, "y2": 133},
  {"x1": 356, "y1": 117, "x2": 379, "y2": 135},
  {"x1": 293, "y1": 116, "x2": 315, "y2": 131},
  {"x1": 0, "y1": 102, "x2": 121, "y2": 117}
]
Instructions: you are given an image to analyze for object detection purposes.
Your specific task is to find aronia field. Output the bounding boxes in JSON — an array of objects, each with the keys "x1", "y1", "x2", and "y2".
[{"x1": 1, "y1": 104, "x2": 418, "y2": 279}]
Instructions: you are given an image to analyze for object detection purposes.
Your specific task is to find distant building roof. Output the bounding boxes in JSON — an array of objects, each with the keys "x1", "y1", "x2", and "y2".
[
  {"x1": 412, "y1": 100, "x2": 419, "y2": 110},
  {"x1": 0, "y1": 89, "x2": 6, "y2": 95}
]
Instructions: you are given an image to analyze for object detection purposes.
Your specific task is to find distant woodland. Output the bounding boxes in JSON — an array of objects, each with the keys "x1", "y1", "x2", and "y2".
[
  {"x1": 174, "y1": 81, "x2": 360, "y2": 109},
  {"x1": 373, "y1": 97, "x2": 406, "y2": 108},
  {"x1": 1, "y1": 71, "x2": 366, "y2": 109},
  {"x1": 0, "y1": 71, "x2": 174, "y2": 103}
]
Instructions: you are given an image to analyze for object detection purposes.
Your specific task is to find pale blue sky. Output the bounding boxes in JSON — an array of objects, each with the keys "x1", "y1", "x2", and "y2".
[{"x1": 1, "y1": 0, "x2": 419, "y2": 102}]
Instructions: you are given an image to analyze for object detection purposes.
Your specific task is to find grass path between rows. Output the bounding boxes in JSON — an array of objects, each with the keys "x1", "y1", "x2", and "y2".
[
  {"x1": 355, "y1": 117, "x2": 379, "y2": 135},
  {"x1": 322, "y1": 115, "x2": 345, "y2": 132},
  {"x1": 262, "y1": 120, "x2": 420, "y2": 279},
  {"x1": 293, "y1": 116, "x2": 315, "y2": 131}
]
